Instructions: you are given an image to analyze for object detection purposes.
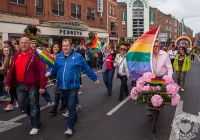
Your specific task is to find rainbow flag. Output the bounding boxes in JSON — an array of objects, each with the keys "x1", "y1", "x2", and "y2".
[
  {"x1": 150, "y1": 78, "x2": 165, "y2": 87},
  {"x1": 37, "y1": 49, "x2": 55, "y2": 67},
  {"x1": 90, "y1": 36, "x2": 102, "y2": 53},
  {"x1": 126, "y1": 27, "x2": 159, "y2": 81}
]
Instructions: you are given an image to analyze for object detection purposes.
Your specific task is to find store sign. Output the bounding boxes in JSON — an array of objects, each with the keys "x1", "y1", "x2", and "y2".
[
  {"x1": 109, "y1": 36, "x2": 118, "y2": 41},
  {"x1": 122, "y1": 11, "x2": 126, "y2": 25},
  {"x1": 59, "y1": 30, "x2": 82, "y2": 36},
  {"x1": 97, "y1": 0, "x2": 103, "y2": 13},
  {"x1": 128, "y1": 0, "x2": 148, "y2": 8},
  {"x1": 150, "y1": 11, "x2": 154, "y2": 24}
]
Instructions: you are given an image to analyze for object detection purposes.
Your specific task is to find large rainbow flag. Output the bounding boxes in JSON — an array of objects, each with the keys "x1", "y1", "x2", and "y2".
[
  {"x1": 126, "y1": 27, "x2": 159, "y2": 81},
  {"x1": 90, "y1": 36, "x2": 102, "y2": 53}
]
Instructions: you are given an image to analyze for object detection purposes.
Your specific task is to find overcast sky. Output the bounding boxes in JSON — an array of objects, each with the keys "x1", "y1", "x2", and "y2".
[{"x1": 118, "y1": 0, "x2": 200, "y2": 36}]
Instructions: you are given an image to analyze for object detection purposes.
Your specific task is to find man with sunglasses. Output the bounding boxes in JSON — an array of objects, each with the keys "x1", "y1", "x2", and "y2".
[{"x1": 147, "y1": 40, "x2": 173, "y2": 116}]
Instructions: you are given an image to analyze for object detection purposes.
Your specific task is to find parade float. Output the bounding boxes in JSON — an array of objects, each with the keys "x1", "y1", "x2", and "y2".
[{"x1": 174, "y1": 35, "x2": 193, "y2": 47}]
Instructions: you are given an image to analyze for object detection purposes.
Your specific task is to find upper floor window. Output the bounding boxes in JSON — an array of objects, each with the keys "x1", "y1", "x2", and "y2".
[
  {"x1": 100, "y1": 12, "x2": 103, "y2": 23},
  {"x1": 71, "y1": 3, "x2": 82, "y2": 20},
  {"x1": 87, "y1": 7, "x2": 95, "y2": 21},
  {"x1": 10, "y1": 0, "x2": 25, "y2": 5},
  {"x1": 110, "y1": 5, "x2": 112, "y2": 15},
  {"x1": 113, "y1": 7, "x2": 115, "y2": 16},
  {"x1": 35, "y1": 0, "x2": 44, "y2": 13},
  {"x1": 52, "y1": 0, "x2": 64, "y2": 16}
]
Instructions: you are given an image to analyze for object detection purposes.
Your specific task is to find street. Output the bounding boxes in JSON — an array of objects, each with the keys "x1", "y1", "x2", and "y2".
[{"x1": 0, "y1": 58, "x2": 200, "y2": 140}]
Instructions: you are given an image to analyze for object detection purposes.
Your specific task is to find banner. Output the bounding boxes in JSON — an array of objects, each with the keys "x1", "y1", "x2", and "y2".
[
  {"x1": 122, "y1": 11, "x2": 126, "y2": 25},
  {"x1": 150, "y1": 11, "x2": 154, "y2": 24},
  {"x1": 97, "y1": 0, "x2": 103, "y2": 12}
]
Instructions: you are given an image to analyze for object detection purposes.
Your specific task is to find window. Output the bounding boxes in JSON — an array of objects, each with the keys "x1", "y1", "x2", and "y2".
[
  {"x1": 52, "y1": 0, "x2": 64, "y2": 16},
  {"x1": 71, "y1": 3, "x2": 82, "y2": 19},
  {"x1": 113, "y1": 7, "x2": 115, "y2": 16},
  {"x1": 100, "y1": 12, "x2": 103, "y2": 23},
  {"x1": 35, "y1": 0, "x2": 44, "y2": 13},
  {"x1": 110, "y1": 5, "x2": 112, "y2": 15},
  {"x1": 166, "y1": 19, "x2": 168, "y2": 23},
  {"x1": 87, "y1": 7, "x2": 95, "y2": 21},
  {"x1": 10, "y1": 0, "x2": 25, "y2": 5}
]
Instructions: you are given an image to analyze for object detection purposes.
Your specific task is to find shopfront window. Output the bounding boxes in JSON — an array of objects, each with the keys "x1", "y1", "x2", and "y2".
[
  {"x1": 52, "y1": 0, "x2": 64, "y2": 16},
  {"x1": 10, "y1": 0, "x2": 25, "y2": 5},
  {"x1": 71, "y1": 3, "x2": 82, "y2": 20},
  {"x1": 87, "y1": 7, "x2": 95, "y2": 21},
  {"x1": 35, "y1": 0, "x2": 44, "y2": 13}
]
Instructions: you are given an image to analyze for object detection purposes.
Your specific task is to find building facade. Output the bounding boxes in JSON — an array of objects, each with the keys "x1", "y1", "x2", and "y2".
[
  {"x1": 127, "y1": 0, "x2": 149, "y2": 43},
  {"x1": 0, "y1": 0, "x2": 109, "y2": 46}
]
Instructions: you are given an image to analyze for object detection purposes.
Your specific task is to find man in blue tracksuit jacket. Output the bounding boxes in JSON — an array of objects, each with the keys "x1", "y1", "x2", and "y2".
[{"x1": 46, "y1": 38, "x2": 100, "y2": 135}]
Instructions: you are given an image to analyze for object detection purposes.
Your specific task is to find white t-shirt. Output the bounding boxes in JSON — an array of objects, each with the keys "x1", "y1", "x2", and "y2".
[
  {"x1": 118, "y1": 57, "x2": 126, "y2": 76},
  {"x1": 168, "y1": 50, "x2": 178, "y2": 59}
]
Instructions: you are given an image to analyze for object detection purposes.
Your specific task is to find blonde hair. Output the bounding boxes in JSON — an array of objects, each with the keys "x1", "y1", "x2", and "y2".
[{"x1": 103, "y1": 43, "x2": 110, "y2": 52}]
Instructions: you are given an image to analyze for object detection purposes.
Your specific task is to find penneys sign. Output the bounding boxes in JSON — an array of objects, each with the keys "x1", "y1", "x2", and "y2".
[
  {"x1": 59, "y1": 30, "x2": 82, "y2": 36},
  {"x1": 128, "y1": 0, "x2": 148, "y2": 8}
]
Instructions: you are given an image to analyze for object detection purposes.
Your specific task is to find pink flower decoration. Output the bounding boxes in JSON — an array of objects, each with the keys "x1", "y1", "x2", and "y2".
[
  {"x1": 136, "y1": 77, "x2": 145, "y2": 86},
  {"x1": 143, "y1": 72, "x2": 155, "y2": 82},
  {"x1": 171, "y1": 94, "x2": 180, "y2": 106},
  {"x1": 151, "y1": 94, "x2": 163, "y2": 107},
  {"x1": 131, "y1": 87, "x2": 138, "y2": 100},
  {"x1": 163, "y1": 75, "x2": 174, "y2": 84},
  {"x1": 155, "y1": 86, "x2": 161, "y2": 91},
  {"x1": 166, "y1": 83, "x2": 180, "y2": 96},
  {"x1": 143, "y1": 85, "x2": 151, "y2": 92}
]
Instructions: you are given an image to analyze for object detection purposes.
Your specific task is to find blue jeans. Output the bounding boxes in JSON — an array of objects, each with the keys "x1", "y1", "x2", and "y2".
[
  {"x1": 102, "y1": 69, "x2": 115, "y2": 94},
  {"x1": 54, "y1": 94, "x2": 64, "y2": 107},
  {"x1": 16, "y1": 83, "x2": 41, "y2": 129},
  {"x1": 61, "y1": 88, "x2": 79, "y2": 132},
  {"x1": 41, "y1": 89, "x2": 51, "y2": 102}
]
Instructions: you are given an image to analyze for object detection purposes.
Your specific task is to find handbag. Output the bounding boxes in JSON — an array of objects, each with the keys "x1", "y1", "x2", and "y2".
[
  {"x1": 53, "y1": 80, "x2": 61, "y2": 94},
  {"x1": 116, "y1": 57, "x2": 125, "y2": 79}
]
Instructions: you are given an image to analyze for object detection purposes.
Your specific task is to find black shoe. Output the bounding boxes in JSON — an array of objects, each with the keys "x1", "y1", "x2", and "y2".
[
  {"x1": 125, "y1": 93, "x2": 129, "y2": 97},
  {"x1": 108, "y1": 93, "x2": 112, "y2": 96},
  {"x1": 59, "y1": 104, "x2": 66, "y2": 111},
  {"x1": 49, "y1": 106, "x2": 57, "y2": 114},
  {"x1": 119, "y1": 98, "x2": 123, "y2": 101}
]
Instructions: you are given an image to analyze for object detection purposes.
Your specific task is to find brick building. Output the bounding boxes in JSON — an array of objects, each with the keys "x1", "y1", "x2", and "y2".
[
  {"x1": 0, "y1": 0, "x2": 109, "y2": 45},
  {"x1": 149, "y1": 7, "x2": 193, "y2": 44}
]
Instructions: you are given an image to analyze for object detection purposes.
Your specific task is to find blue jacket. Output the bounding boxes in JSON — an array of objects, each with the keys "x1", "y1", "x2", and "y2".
[{"x1": 47, "y1": 50, "x2": 98, "y2": 90}]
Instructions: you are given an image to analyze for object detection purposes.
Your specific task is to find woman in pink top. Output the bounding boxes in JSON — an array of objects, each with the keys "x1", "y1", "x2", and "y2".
[{"x1": 101, "y1": 44, "x2": 116, "y2": 96}]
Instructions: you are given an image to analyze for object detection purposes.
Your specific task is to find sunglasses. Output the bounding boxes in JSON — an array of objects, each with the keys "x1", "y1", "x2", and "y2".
[
  {"x1": 153, "y1": 46, "x2": 159, "y2": 48},
  {"x1": 120, "y1": 48, "x2": 126, "y2": 51}
]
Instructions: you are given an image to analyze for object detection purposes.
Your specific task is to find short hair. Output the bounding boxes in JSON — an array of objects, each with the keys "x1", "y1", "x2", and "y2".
[
  {"x1": 62, "y1": 38, "x2": 72, "y2": 46},
  {"x1": 4, "y1": 40, "x2": 12, "y2": 46}
]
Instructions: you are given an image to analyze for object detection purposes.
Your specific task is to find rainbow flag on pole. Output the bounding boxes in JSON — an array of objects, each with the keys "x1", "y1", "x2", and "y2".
[
  {"x1": 90, "y1": 36, "x2": 102, "y2": 53},
  {"x1": 37, "y1": 49, "x2": 55, "y2": 67},
  {"x1": 126, "y1": 27, "x2": 159, "y2": 81}
]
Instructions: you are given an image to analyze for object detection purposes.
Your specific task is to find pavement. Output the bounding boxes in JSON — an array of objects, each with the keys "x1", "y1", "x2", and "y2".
[{"x1": 0, "y1": 57, "x2": 199, "y2": 140}]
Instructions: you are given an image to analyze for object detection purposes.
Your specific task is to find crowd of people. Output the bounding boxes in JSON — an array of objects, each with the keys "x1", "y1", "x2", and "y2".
[{"x1": 0, "y1": 36, "x2": 195, "y2": 136}]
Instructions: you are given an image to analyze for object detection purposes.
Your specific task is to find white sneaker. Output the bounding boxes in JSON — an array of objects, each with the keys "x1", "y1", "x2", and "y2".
[
  {"x1": 181, "y1": 88, "x2": 184, "y2": 92},
  {"x1": 47, "y1": 102, "x2": 52, "y2": 107},
  {"x1": 76, "y1": 105, "x2": 82, "y2": 111},
  {"x1": 64, "y1": 128, "x2": 73, "y2": 135},
  {"x1": 14, "y1": 101, "x2": 19, "y2": 108},
  {"x1": 4, "y1": 104, "x2": 14, "y2": 111},
  {"x1": 30, "y1": 128, "x2": 40, "y2": 135},
  {"x1": 62, "y1": 111, "x2": 69, "y2": 117}
]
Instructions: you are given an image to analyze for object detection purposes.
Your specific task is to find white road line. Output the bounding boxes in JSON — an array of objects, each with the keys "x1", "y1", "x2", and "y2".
[
  {"x1": 194, "y1": 53, "x2": 200, "y2": 62},
  {"x1": 106, "y1": 96, "x2": 131, "y2": 116},
  {"x1": 81, "y1": 70, "x2": 101, "y2": 77}
]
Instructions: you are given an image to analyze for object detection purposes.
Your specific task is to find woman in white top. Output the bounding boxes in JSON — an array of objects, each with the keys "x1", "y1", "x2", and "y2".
[
  {"x1": 115, "y1": 45, "x2": 130, "y2": 101},
  {"x1": 168, "y1": 45, "x2": 178, "y2": 68}
]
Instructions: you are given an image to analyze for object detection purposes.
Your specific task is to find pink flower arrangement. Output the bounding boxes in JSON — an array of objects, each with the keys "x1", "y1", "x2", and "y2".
[
  {"x1": 171, "y1": 94, "x2": 180, "y2": 106},
  {"x1": 151, "y1": 94, "x2": 163, "y2": 107},
  {"x1": 163, "y1": 75, "x2": 174, "y2": 84},
  {"x1": 166, "y1": 83, "x2": 180, "y2": 96},
  {"x1": 131, "y1": 87, "x2": 138, "y2": 100},
  {"x1": 142, "y1": 72, "x2": 155, "y2": 82},
  {"x1": 136, "y1": 77, "x2": 145, "y2": 86}
]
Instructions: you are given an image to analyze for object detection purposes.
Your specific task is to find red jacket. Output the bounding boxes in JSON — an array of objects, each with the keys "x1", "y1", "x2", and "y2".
[{"x1": 6, "y1": 49, "x2": 47, "y2": 89}]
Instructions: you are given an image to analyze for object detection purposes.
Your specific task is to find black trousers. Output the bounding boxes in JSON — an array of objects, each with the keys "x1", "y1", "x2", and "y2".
[
  {"x1": 0, "y1": 74, "x2": 4, "y2": 96},
  {"x1": 9, "y1": 87, "x2": 17, "y2": 104},
  {"x1": 119, "y1": 75, "x2": 129, "y2": 99}
]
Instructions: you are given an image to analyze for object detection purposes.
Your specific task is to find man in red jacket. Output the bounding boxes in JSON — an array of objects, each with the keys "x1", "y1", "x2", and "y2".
[{"x1": 5, "y1": 37, "x2": 47, "y2": 135}]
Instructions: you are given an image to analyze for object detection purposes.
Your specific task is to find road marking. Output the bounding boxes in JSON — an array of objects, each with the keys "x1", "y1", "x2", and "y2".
[
  {"x1": 169, "y1": 100, "x2": 200, "y2": 140},
  {"x1": 106, "y1": 96, "x2": 131, "y2": 116},
  {"x1": 194, "y1": 53, "x2": 200, "y2": 62},
  {"x1": 82, "y1": 70, "x2": 101, "y2": 77}
]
